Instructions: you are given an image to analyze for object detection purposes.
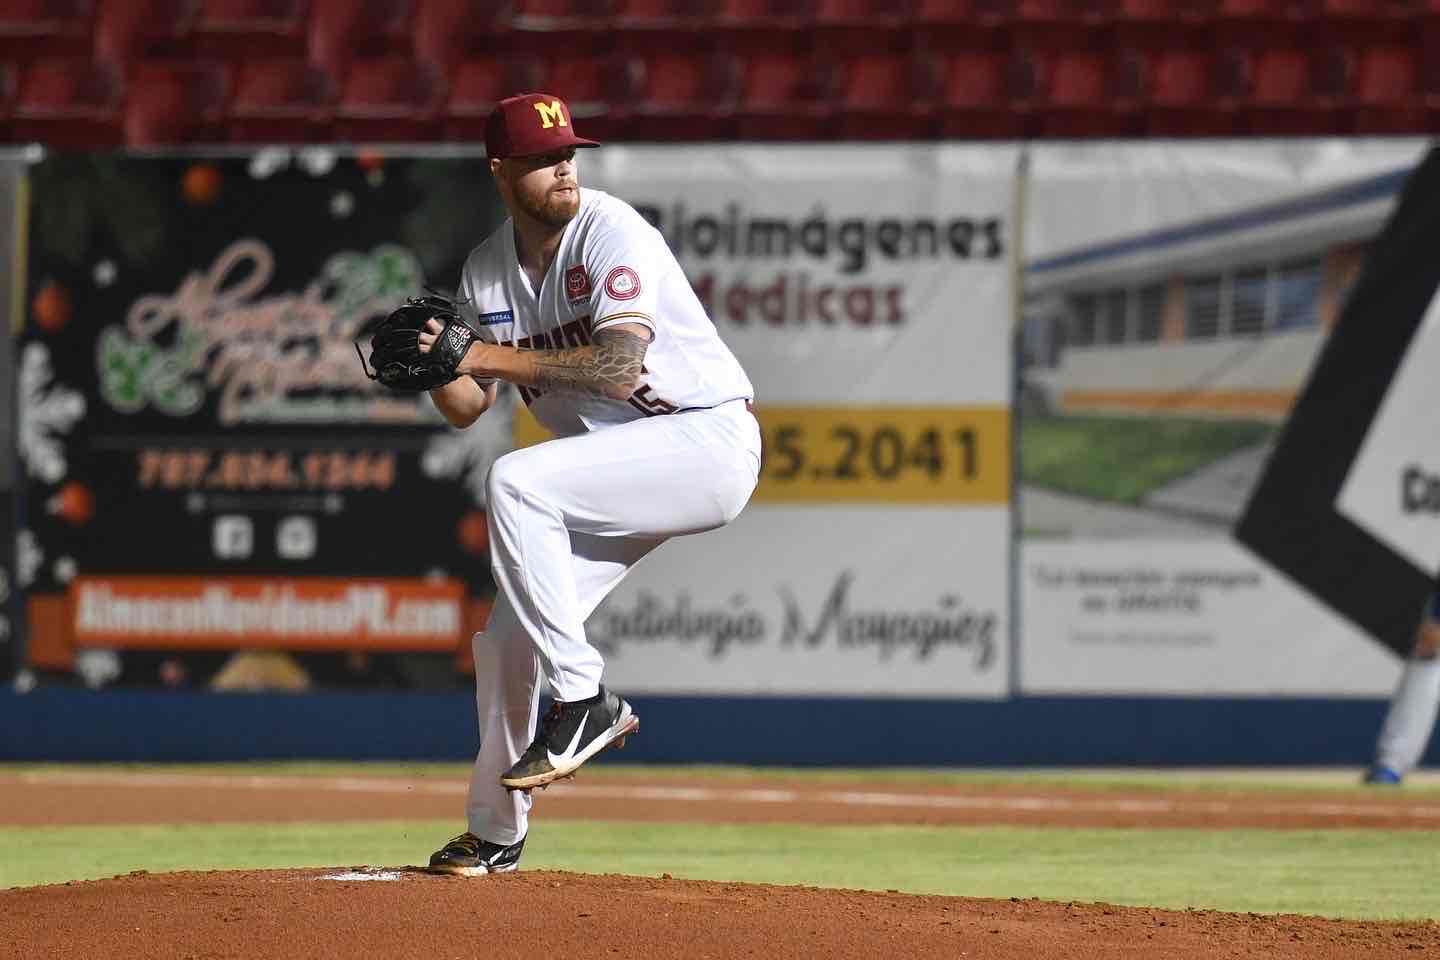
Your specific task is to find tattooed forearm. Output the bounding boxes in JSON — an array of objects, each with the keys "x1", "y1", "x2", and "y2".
[{"x1": 527, "y1": 327, "x2": 649, "y2": 400}]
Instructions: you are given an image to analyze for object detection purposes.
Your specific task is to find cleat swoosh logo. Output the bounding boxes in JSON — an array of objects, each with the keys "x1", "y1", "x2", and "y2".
[{"x1": 546, "y1": 721, "x2": 588, "y2": 768}]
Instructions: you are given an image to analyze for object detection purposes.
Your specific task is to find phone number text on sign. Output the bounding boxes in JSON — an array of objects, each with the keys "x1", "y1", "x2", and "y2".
[
  {"x1": 137, "y1": 449, "x2": 398, "y2": 491},
  {"x1": 753, "y1": 407, "x2": 1009, "y2": 504}
]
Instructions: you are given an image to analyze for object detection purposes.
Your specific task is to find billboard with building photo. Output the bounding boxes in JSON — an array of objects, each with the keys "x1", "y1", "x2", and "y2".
[{"x1": 1018, "y1": 139, "x2": 1437, "y2": 697}]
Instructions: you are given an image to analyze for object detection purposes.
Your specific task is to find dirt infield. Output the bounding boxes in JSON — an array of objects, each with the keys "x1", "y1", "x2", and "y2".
[
  {"x1": 4, "y1": 769, "x2": 1440, "y2": 959},
  {"x1": 6, "y1": 768, "x2": 1440, "y2": 830},
  {"x1": 7, "y1": 868, "x2": 1440, "y2": 960}
]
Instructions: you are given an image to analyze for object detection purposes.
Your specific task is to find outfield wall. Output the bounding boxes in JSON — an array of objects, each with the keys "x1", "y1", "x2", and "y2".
[
  {"x1": 5, "y1": 140, "x2": 1440, "y2": 765},
  {"x1": 4, "y1": 688, "x2": 1437, "y2": 768}
]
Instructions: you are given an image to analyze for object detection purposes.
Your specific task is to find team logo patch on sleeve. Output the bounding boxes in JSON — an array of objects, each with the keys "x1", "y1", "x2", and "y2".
[
  {"x1": 604, "y1": 265, "x2": 642, "y2": 301},
  {"x1": 565, "y1": 265, "x2": 591, "y2": 301}
]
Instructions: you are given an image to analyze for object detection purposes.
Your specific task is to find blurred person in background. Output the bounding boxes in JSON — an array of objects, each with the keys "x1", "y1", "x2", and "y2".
[
  {"x1": 419, "y1": 92, "x2": 759, "y2": 877},
  {"x1": 1365, "y1": 588, "x2": 1440, "y2": 784}
]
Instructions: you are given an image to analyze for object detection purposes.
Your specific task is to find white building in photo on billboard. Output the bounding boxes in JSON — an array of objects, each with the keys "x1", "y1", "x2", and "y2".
[{"x1": 1021, "y1": 165, "x2": 1413, "y2": 422}]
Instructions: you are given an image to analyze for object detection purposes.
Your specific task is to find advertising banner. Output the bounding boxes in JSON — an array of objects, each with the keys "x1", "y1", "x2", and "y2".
[
  {"x1": 16, "y1": 145, "x2": 1015, "y2": 698},
  {"x1": 1237, "y1": 148, "x2": 1440, "y2": 652},
  {"x1": 17, "y1": 151, "x2": 505, "y2": 687},
  {"x1": 583, "y1": 145, "x2": 1017, "y2": 697},
  {"x1": 1019, "y1": 138, "x2": 1433, "y2": 696}
]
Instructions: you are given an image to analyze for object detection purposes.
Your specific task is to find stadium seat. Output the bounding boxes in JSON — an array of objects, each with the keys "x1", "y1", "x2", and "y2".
[
  {"x1": 333, "y1": 57, "x2": 443, "y2": 142},
  {"x1": 933, "y1": 50, "x2": 1031, "y2": 139},
  {"x1": 731, "y1": 52, "x2": 835, "y2": 140},
  {"x1": 810, "y1": 0, "x2": 909, "y2": 55},
  {"x1": 1238, "y1": 45, "x2": 1348, "y2": 134},
  {"x1": 1032, "y1": 50, "x2": 1142, "y2": 137},
  {"x1": 709, "y1": 0, "x2": 815, "y2": 54},
  {"x1": 0, "y1": 64, "x2": 15, "y2": 124},
  {"x1": 833, "y1": 53, "x2": 935, "y2": 140},
  {"x1": 307, "y1": 0, "x2": 414, "y2": 79},
  {"x1": 1112, "y1": 0, "x2": 1210, "y2": 46},
  {"x1": 124, "y1": 60, "x2": 230, "y2": 145},
  {"x1": 607, "y1": 0, "x2": 710, "y2": 53},
  {"x1": 189, "y1": 0, "x2": 309, "y2": 58},
  {"x1": 619, "y1": 52, "x2": 738, "y2": 140},
  {"x1": 1139, "y1": 48, "x2": 1242, "y2": 135},
  {"x1": 531, "y1": 53, "x2": 636, "y2": 139},
  {"x1": 1006, "y1": 0, "x2": 1111, "y2": 49},
  {"x1": 1348, "y1": 44, "x2": 1426, "y2": 132},
  {"x1": 909, "y1": 0, "x2": 1010, "y2": 50},
  {"x1": 443, "y1": 56, "x2": 537, "y2": 140},
  {"x1": 413, "y1": 0, "x2": 514, "y2": 67},
  {"x1": 94, "y1": 0, "x2": 199, "y2": 68},
  {"x1": 227, "y1": 58, "x2": 335, "y2": 142},
  {"x1": 11, "y1": 57, "x2": 124, "y2": 145},
  {"x1": 0, "y1": 0, "x2": 94, "y2": 60},
  {"x1": 509, "y1": 0, "x2": 614, "y2": 55}
]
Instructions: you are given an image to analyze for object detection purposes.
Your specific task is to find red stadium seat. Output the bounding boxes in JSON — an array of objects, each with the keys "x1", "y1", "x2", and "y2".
[
  {"x1": 228, "y1": 58, "x2": 334, "y2": 142},
  {"x1": 190, "y1": 0, "x2": 309, "y2": 58},
  {"x1": 413, "y1": 0, "x2": 514, "y2": 68},
  {"x1": 94, "y1": 0, "x2": 198, "y2": 69},
  {"x1": 509, "y1": 0, "x2": 614, "y2": 55},
  {"x1": 1349, "y1": 44, "x2": 1426, "y2": 132},
  {"x1": 1033, "y1": 50, "x2": 1141, "y2": 137},
  {"x1": 11, "y1": 58, "x2": 124, "y2": 145},
  {"x1": 0, "y1": 64, "x2": 15, "y2": 124},
  {"x1": 1006, "y1": 0, "x2": 1111, "y2": 49},
  {"x1": 811, "y1": 0, "x2": 909, "y2": 55},
  {"x1": 612, "y1": 0, "x2": 712, "y2": 52},
  {"x1": 1239, "y1": 46, "x2": 1348, "y2": 134},
  {"x1": 0, "y1": 0, "x2": 94, "y2": 59},
  {"x1": 732, "y1": 52, "x2": 835, "y2": 140},
  {"x1": 307, "y1": 0, "x2": 414, "y2": 79},
  {"x1": 443, "y1": 57, "x2": 537, "y2": 140},
  {"x1": 1210, "y1": 0, "x2": 1296, "y2": 46},
  {"x1": 124, "y1": 60, "x2": 230, "y2": 145},
  {"x1": 709, "y1": 0, "x2": 815, "y2": 54},
  {"x1": 933, "y1": 50, "x2": 1030, "y2": 138},
  {"x1": 531, "y1": 54, "x2": 636, "y2": 139},
  {"x1": 333, "y1": 57, "x2": 442, "y2": 142},
  {"x1": 909, "y1": 0, "x2": 1010, "y2": 50},
  {"x1": 1140, "y1": 48, "x2": 1242, "y2": 135},
  {"x1": 833, "y1": 53, "x2": 935, "y2": 140},
  {"x1": 1112, "y1": 0, "x2": 1210, "y2": 46},
  {"x1": 614, "y1": 52, "x2": 737, "y2": 140}
]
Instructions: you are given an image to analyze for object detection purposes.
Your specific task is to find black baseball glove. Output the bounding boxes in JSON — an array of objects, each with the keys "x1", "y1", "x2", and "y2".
[{"x1": 357, "y1": 294, "x2": 478, "y2": 393}]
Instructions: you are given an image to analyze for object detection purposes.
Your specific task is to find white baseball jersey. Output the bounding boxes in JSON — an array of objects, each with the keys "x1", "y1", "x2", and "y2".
[{"x1": 456, "y1": 188, "x2": 754, "y2": 436}]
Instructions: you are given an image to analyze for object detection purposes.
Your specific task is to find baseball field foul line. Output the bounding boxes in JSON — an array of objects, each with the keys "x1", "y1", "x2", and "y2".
[{"x1": 12, "y1": 770, "x2": 1440, "y2": 821}]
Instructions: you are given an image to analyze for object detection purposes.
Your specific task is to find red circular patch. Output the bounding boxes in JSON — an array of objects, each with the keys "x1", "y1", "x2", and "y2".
[{"x1": 604, "y1": 265, "x2": 642, "y2": 301}]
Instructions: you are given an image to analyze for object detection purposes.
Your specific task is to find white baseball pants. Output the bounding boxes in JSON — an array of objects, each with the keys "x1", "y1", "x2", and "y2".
[{"x1": 466, "y1": 398, "x2": 761, "y2": 843}]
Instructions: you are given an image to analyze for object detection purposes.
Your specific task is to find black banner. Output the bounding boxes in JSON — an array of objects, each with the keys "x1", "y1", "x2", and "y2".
[{"x1": 18, "y1": 151, "x2": 508, "y2": 682}]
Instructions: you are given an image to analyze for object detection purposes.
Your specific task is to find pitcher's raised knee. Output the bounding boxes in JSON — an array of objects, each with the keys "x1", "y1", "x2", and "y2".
[{"x1": 486, "y1": 450, "x2": 533, "y2": 510}]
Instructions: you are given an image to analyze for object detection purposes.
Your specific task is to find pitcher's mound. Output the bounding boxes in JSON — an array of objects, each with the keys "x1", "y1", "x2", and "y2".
[{"x1": 4, "y1": 868, "x2": 1437, "y2": 959}]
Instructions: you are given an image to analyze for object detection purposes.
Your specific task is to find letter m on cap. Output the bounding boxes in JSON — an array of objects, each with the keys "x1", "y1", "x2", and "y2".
[{"x1": 534, "y1": 100, "x2": 569, "y2": 129}]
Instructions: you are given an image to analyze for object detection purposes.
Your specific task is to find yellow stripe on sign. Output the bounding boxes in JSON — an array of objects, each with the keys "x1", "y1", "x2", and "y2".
[
  {"x1": 509, "y1": 403, "x2": 1010, "y2": 504},
  {"x1": 511, "y1": 403, "x2": 553, "y2": 451},
  {"x1": 753, "y1": 406, "x2": 1009, "y2": 504}
]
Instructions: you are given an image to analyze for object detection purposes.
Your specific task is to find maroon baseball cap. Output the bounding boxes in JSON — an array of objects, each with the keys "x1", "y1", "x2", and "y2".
[{"x1": 485, "y1": 93, "x2": 600, "y2": 160}]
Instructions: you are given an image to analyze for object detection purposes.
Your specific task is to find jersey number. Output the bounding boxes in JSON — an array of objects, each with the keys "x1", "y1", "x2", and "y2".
[{"x1": 629, "y1": 383, "x2": 678, "y2": 416}]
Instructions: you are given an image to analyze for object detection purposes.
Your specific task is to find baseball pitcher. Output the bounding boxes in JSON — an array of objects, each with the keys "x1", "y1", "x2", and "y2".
[{"x1": 362, "y1": 93, "x2": 760, "y2": 875}]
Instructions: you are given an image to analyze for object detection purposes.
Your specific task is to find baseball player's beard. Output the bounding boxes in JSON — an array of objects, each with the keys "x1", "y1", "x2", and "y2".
[{"x1": 516, "y1": 184, "x2": 580, "y2": 229}]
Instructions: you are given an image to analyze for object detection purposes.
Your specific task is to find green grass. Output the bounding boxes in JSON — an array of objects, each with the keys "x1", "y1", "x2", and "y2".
[
  {"x1": 4, "y1": 819, "x2": 1439, "y2": 920},
  {"x1": 1021, "y1": 415, "x2": 1276, "y2": 504}
]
